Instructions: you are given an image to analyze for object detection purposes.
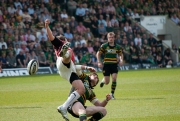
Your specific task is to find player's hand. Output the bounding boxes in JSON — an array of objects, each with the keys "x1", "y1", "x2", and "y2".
[
  {"x1": 87, "y1": 67, "x2": 96, "y2": 72},
  {"x1": 106, "y1": 94, "x2": 112, "y2": 101},
  {"x1": 119, "y1": 61, "x2": 123, "y2": 66},
  {"x1": 45, "y1": 19, "x2": 50, "y2": 28},
  {"x1": 98, "y1": 62, "x2": 103, "y2": 68}
]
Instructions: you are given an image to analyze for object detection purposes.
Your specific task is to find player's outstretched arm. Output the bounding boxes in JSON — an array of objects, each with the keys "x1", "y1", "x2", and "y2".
[
  {"x1": 93, "y1": 94, "x2": 112, "y2": 107},
  {"x1": 96, "y1": 51, "x2": 103, "y2": 68},
  {"x1": 75, "y1": 65, "x2": 96, "y2": 76},
  {"x1": 45, "y1": 19, "x2": 55, "y2": 41},
  {"x1": 119, "y1": 53, "x2": 124, "y2": 66}
]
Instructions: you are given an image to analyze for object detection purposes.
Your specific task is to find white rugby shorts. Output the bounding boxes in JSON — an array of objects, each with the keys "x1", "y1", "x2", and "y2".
[{"x1": 56, "y1": 57, "x2": 76, "y2": 81}]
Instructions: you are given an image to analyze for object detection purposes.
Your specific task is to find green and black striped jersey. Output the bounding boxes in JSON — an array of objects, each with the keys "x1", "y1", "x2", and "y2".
[
  {"x1": 78, "y1": 73, "x2": 97, "y2": 105},
  {"x1": 99, "y1": 42, "x2": 123, "y2": 64}
]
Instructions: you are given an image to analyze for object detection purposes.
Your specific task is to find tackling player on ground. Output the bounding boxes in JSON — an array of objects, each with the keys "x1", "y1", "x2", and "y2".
[
  {"x1": 96, "y1": 32, "x2": 123, "y2": 99},
  {"x1": 68, "y1": 65, "x2": 112, "y2": 121}
]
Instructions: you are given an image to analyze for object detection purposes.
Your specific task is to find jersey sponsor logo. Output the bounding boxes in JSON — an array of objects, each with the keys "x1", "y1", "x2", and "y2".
[
  {"x1": 107, "y1": 49, "x2": 116, "y2": 53},
  {"x1": 84, "y1": 82, "x2": 90, "y2": 88}
]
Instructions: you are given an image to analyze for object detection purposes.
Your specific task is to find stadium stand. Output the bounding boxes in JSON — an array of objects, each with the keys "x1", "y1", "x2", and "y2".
[{"x1": 0, "y1": 0, "x2": 180, "y2": 73}]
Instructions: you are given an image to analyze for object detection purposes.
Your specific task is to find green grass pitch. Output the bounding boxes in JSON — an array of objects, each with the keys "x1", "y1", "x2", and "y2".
[{"x1": 0, "y1": 68, "x2": 180, "y2": 121}]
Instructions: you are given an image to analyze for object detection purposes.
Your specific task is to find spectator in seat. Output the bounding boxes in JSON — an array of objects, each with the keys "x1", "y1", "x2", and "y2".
[
  {"x1": 69, "y1": 16, "x2": 78, "y2": 29},
  {"x1": 98, "y1": 23, "x2": 107, "y2": 37},
  {"x1": 80, "y1": 51, "x2": 92, "y2": 67},
  {"x1": 39, "y1": 3, "x2": 48, "y2": 14},
  {"x1": 46, "y1": 53, "x2": 55, "y2": 68},
  {"x1": 107, "y1": 2, "x2": 116, "y2": 15},
  {"x1": 115, "y1": 34, "x2": 122, "y2": 45},
  {"x1": 171, "y1": 13, "x2": 180, "y2": 25},
  {"x1": 30, "y1": 50, "x2": 38, "y2": 61},
  {"x1": 67, "y1": 0, "x2": 77, "y2": 16},
  {"x1": 16, "y1": 50, "x2": 26, "y2": 68},
  {"x1": 164, "y1": 48, "x2": 173, "y2": 68},
  {"x1": 6, "y1": 37, "x2": 14, "y2": 48},
  {"x1": 105, "y1": 16, "x2": 112, "y2": 27},
  {"x1": 126, "y1": 8, "x2": 134, "y2": 16},
  {"x1": 142, "y1": 39, "x2": 151, "y2": 55},
  {"x1": 6, "y1": 44, "x2": 15, "y2": 56},
  {"x1": 14, "y1": 0, "x2": 23, "y2": 9},
  {"x1": 132, "y1": 22, "x2": 140, "y2": 34},
  {"x1": 14, "y1": 44, "x2": 21, "y2": 56},
  {"x1": 141, "y1": 34, "x2": 148, "y2": 44},
  {"x1": 87, "y1": 42, "x2": 94, "y2": 54},
  {"x1": 148, "y1": 33, "x2": 157, "y2": 47},
  {"x1": 0, "y1": 45, "x2": 7, "y2": 56},
  {"x1": 76, "y1": 3, "x2": 86, "y2": 22},
  {"x1": 111, "y1": 15, "x2": 119, "y2": 27},
  {"x1": 120, "y1": 4, "x2": 127, "y2": 16},
  {"x1": 84, "y1": 28, "x2": 94, "y2": 40},
  {"x1": 0, "y1": 37, "x2": 7, "y2": 49},
  {"x1": 61, "y1": 9, "x2": 68, "y2": 19},
  {"x1": 76, "y1": 22, "x2": 87, "y2": 34},
  {"x1": 28, "y1": 4, "x2": 35, "y2": 15},
  {"x1": 38, "y1": 30, "x2": 48, "y2": 41},
  {"x1": 151, "y1": 7, "x2": 157, "y2": 15},
  {"x1": 130, "y1": 47, "x2": 139, "y2": 64},
  {"x1": 156, "y1": 53, "x2": 163, "y2": 68},
  {"x1": 151, "y1": 47, "x2": 157, "y2": 63},
  {"x1": 93, "y1": 40, "x2": 101, "y2": 53},
  {"x1": 98, "y1": 14, "x2": 107, "y2": 27},
  {"x1": 83, "y1": 10, "x2": 91, "y2": 28},
  {"x1": 124, "y1": 22, "x2": 132, "y2": 33},
  {"x1": 79, "y1": 35, "x2": 87, "y2": 45},
  {"x1": 134, "y1": 34, "x2": 142, "y2": 46},
  {"x1": 13, "y1": 36, "x2": 21, "y2": 48},
  {"x1": 38, "y1": 51, "x2": 49, "y2": 67},
  {"x1": 25, "y1": 51, "x2": 32, "y2": 66},
  {"x1": 74, "y1": 43, "x2": 82, "y2": 56},
  {"x1": 143, "y1": 2, "x2": 150, "y2": 13},
  {"x1": 139, "y1": 48, "x2": 149, "y2": 64},
  {"x1": 123, "y1": 40, "x2": 131, "y2": 63},
  {"x1": 90, "y1": 16, "x2": 99, "y2": 37},
  {"x1": 81, "y1": 43, "x2": 88, "y2": 54},
  {"x1": 64, "y1": 29, "x2": 73, "y2": 42},
  {"x1": 8, "y1": 4, "x2": 16, "y2": 14},
  {"x1": 127, "y1": 34, "x2": 134, "y2": 44},
  {"x1": 1, "y1": 53, "x2": 8, "y2": 69},
  {"x1": 114, "y1": 3, "x2": 122, "y2": 16}
]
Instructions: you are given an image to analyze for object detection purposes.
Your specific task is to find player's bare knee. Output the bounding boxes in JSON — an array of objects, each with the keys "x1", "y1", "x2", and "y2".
[
  {"x1": 76, "y1": 86, "x2": 85, "y2": 95},
  {"x1": 112, "y1": 78, "x2": 117, "y2": 82},
  {"x1": 78, "y1": 109, "x2": 86, "y2": 115},
  {"x1": 104, "y1": 78, "x2": 110, "y2": 84},
  {"x1": 101, "y1": 107, "x2": 107, "y2": 116}
]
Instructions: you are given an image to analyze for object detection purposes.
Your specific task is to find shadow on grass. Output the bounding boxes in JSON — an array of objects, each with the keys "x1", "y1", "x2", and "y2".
[
  {"x1": 116, "y1": 97, "x2": 165, "y2": 100},
  {"x1": 0, "y1": 106, "x2": 42, "y2": 109}
]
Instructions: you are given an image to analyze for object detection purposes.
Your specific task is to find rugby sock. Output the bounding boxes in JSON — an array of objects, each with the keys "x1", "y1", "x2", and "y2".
[
  {"x1": 88, "y1": 112, "x2": 104, "y2": 121},
  {"x1": 79, "y1": 114, "x2": 87, "y2": 121},
  {"x1": 101, "y1": 78, "x2": 105, "y2": 83},
  {"x1": 62, "y1": 91, "x2": 80, "y2": 109},
  {"x1": 111, "y1": 81, "x2": 117, "y2": 95},
  {"x1": 68, "y1": 86, "x2": 75, "y2": 96}
]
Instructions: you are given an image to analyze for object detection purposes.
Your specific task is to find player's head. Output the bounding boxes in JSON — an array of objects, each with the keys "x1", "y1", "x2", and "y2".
[
  {"x1": 89, "y1": 73, "x2": 99, "y2": 88},
  {"x1": 56, "y1": 35, "x2": 68, "y2": 43},
  {"x1": 107, "y1": 32, "x2": 115, "y2": 43}
]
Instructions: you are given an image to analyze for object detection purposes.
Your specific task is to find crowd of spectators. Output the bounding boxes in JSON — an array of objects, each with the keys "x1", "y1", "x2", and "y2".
[{"x1": 0, "y1": 0, "x2": 179, "y2": 73}]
